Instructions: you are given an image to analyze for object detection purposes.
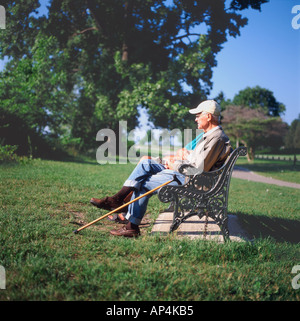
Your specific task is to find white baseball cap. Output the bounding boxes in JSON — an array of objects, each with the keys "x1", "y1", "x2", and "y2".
[{"x1": 189, "y1": 100, "x2": 221, "y2": 116}]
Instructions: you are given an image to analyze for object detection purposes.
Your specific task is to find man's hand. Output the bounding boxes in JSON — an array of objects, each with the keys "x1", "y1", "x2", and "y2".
[
  {"x1": 162, "y1": 148, "x2": 190, "y2": 170},
  {"x1": 162, "y1": 155, "x2": 175, "y2": 169},
  {"x1": 176, "y1": 148, "x2": 190, "y2": 160}
]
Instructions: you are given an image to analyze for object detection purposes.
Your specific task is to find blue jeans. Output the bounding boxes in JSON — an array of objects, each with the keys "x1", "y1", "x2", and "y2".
[{"x1": 124, "y1": 159, "x2": 185, "y2": 225}]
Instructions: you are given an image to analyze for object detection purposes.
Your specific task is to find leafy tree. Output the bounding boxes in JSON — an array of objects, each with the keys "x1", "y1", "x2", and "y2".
[
  {"x1": 0, "y1": 0, "x2": 269, "y2": 153},
  {"x1": 0, "y1": 34, "x2": 74, "y2": 144},
  {"x1": 285, "y1": 115, "x2": 300, "y2": 164},
  {"x1": 222, "y1": 105, "x2": 287, "y2": 160},
  {"x1": 285, "y1": 115, "x2": 300, "y2": 149},
  {"x1": 232, "y1": 86, "x2": 285, "y2": 117},
  {"x1": 213, "y1": 91, "x2": 232, "y2": 112}
]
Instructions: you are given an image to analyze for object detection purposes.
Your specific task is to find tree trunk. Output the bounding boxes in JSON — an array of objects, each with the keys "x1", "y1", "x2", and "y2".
[
  {"x1": 241, "y1": 140, "x2": 254, "y2": 162},
  {"x1": 122, "y1": 1, "x2": 130, "y2": 61},
  {"x1": 248, "y1": 147, "x2": 255, "y2": 161},
  {"x1": 122, "y1": 42, "x2": 129, "y2": 61}
]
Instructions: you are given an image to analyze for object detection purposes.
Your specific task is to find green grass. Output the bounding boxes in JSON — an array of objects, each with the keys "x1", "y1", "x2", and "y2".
[{"x1": 0, "y1": 158, "x2": 299, "y2": 301}]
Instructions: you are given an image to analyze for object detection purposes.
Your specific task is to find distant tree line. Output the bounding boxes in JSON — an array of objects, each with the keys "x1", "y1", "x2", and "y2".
[{"x1": 215, "y1": 86, "x2": 299, "y2": 161}]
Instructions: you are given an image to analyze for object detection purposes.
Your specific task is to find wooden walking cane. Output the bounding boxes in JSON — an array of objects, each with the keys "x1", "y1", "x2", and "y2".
[{"x1": 73, "y1": 174, "x2": 181, "y2": 234}]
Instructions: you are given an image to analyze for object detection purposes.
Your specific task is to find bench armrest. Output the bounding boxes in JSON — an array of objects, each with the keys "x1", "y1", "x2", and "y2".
[{"x1": 178, "y1": 163, "x2": 203, "y2": 176}]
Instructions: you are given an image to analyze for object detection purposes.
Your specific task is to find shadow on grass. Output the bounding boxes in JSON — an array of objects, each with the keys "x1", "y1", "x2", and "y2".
[
  {"x1": 238, "y1": 212, "x2": 300, "y2": 244},
  {"x1": 42, "y1": 153, "x2": 137, "y2": 166},
  {"x1": 39, "y1": 152, "x2": 100, "y2": 166}
]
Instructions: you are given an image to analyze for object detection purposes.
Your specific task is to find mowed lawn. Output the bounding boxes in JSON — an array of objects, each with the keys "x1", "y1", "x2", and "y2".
[{"x1": 0, "y1": 158, "x2": 299, "y2": 301}]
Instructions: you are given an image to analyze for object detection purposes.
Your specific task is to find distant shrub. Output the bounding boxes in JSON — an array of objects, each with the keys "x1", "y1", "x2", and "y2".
[{"x1": 0, "y1": 145, "x2": 33, "y2": 164}]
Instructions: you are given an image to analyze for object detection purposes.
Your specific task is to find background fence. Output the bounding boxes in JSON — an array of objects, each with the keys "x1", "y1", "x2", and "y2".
[{"x1": 255, "y1": 155, "x2": 298, "y2": 162}]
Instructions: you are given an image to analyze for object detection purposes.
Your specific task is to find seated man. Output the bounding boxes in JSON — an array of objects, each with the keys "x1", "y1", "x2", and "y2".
[{"x1": 90, "y1": 100, "x2": 232, "y2": 237}]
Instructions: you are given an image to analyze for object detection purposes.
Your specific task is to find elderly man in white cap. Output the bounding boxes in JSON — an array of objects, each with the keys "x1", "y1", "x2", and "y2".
[
  {"x1": 90, "y1": 100, "x2": 232, "y2": 237},
  {"x1": 178, "y1": 99, "x2": 232, "y2": 172}
]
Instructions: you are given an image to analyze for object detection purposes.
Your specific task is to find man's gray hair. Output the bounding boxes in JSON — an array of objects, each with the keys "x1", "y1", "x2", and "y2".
[{"x1": 211, "y1": 113, "x2": 220, "y2": 124}]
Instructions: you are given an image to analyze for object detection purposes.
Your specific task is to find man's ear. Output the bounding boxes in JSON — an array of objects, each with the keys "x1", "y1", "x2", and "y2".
[{"x1": 206, "y1": 113, "x2": 212, "y2": 122}]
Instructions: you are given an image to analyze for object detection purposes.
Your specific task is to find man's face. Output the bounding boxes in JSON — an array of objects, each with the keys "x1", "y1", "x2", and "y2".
[{"x1": 195, "y1": 112, "x2": 210, "y2": 131}]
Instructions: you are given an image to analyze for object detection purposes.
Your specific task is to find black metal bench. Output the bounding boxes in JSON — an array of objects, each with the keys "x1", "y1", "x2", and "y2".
[{"x1": 157, "y1": 147, "x2": 247, "y2": 241}]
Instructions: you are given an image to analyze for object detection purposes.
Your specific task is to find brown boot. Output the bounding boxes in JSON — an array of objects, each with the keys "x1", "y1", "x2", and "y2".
[
  {"x1": 90, "y1": 186, "x2": 134, "y2": 212},
  {"x1": 112, "y1": 186, "x2": 134, "y2": 203},
  {"x1": 90, "y1": 197, "x2": 122, "y2": 210}
]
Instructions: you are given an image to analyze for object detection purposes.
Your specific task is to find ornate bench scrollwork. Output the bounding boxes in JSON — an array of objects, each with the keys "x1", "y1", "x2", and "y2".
[{"x1": 158, "y1": 147, "x2": 247, "y2": 241}]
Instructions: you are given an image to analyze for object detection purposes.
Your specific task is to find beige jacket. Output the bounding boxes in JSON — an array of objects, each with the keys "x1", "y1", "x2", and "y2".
[{"x1": 174, "y1": 126, "x2": 232, "y2": 173}]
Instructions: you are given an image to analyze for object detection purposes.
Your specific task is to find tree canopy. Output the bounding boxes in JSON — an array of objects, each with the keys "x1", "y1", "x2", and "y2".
[
  {"x1": 0, "y1": 0, "x2": 269, "y2": 154},
  {"x1": 232, "y1": 86, "x2": 286, "y2": 117},
  {"x1": 222, "y1": 105, "x2": 288, "y2": 160},
  {"x1": 285, "y1": 115, "x2": 300, "y2": 152}
]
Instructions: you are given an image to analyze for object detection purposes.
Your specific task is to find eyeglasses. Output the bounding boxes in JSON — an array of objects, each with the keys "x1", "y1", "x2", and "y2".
[{"x1": 195, "y1": 112, "x2": 208, "y2": 119}]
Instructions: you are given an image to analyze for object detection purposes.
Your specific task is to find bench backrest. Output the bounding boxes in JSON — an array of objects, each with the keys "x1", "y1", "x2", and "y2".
[{"x1": 187, "y1": 146, "x2": 247, "y2": 196}]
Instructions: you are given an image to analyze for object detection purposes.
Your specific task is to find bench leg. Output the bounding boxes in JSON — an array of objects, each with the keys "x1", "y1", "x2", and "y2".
[
  {"x1": 169, "y1": 205, "x2": 181, "y2": 232},
  {"x1": 216, "y1": 215, "x2": 230, "y2": 242},
  {"x1": 164, "y1": 201, "x2": 174, "y2": 213},
  {"x1": 169, "y1": 200, "x2": 186, "y2": 233},
  {"x1": 168, "y1": 199, "x2": 231, "y2": 242}
]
